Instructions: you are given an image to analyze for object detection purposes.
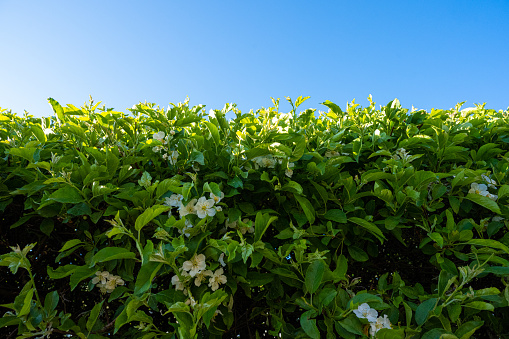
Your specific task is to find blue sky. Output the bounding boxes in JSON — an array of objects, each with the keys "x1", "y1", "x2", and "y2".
[{"x1": 1, "y1": 0, "x2": 508, "y2": 118}]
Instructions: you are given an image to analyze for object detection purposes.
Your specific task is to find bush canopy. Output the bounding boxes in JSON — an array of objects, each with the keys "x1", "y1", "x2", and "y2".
[{"x1": 1, "y1": 96, "x2": 509, "y2": 338}]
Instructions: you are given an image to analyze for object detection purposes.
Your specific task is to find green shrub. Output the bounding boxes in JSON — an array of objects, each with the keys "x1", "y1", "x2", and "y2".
[{"x1": 0, "y1": 96, "x2": 508, "y2": 338}]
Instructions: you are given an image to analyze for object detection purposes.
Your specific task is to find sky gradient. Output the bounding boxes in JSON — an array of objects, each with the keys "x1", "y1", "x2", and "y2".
[{"x1": 1, "y1": 0, "x2": 508, "y2": 118}]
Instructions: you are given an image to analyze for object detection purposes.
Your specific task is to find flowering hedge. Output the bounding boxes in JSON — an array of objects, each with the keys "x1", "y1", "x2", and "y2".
[{"x1": 1, "y1": 96, "x2": 509, "y2": 338}]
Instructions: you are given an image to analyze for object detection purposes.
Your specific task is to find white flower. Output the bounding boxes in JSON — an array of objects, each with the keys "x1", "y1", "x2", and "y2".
[
  {"x1": 260, "y1": 156, "x2": 276, "y2": 168},
  {"x1": 153, "y1": 131, "x2": 165, "y2": 142},
  {"x1": 194, "y1": 269, "x2": 213, "y2": 287},
  {"x1": 353, "y1": 303, "x2": 378, "y2": 323},
  {"x1": 324, "y1": 150, "x2": 340, "y2": 158},
  {"x1": 468, "y1": 183, "x2": 489, "y2": 196},
  {"x1": 138, "y1": 171, "x2": 152, "y2": 188},
  {"x1": 253, "y1": 155, "x2": 277, "y2": 169},
  {"x1": 152, "y1": 145, "x2": 163, "y2": 153},
  {"x1": 182, "y1": 253, "x2": 207, "y2": 277},
  {"x1": 218, "y1": 253, "x2": 226, "y2": 267},
  {"x1": 210, "y1": 191, "x2": 225, "y2": 204},
  {"x1": 208, "y1": 268, "x2": 227, "y2": 291},
  {"x1": 50, "y1": 152, "x2": 62, "y2": 165},
  {"x1": 369, "y1": 315, "x2": 392, "y2": 336},
  {"x1": 195, "y1": 196, "x2": 216, "y2": 219},
  {"x1": 91, "y1": 271, "x2": 124, "y2": 293},
  {"x1": 226, "y1": 218, "x2": 237, "y2": 228},
  {"x1": 486, "y1": 193, "x2": 498, "y2": 201},
  {"x1": 170, "y1": 130, "x2": 176, "y2": 136},
  {"x1": 185, "y1": 296, "x2": 197, "y2": 307},
  {"x1": 285, "y1": 162, "x2": 295, "y2": 178},
  {"x1": 178, "y1": 218, "x2": 193, "y2": 237},
  {"x1": 493, "y1": 216, "x2": 505, "y2": 222},
  {"x1": 91, "y1": 271, "x2": 111, "y2": 285},
  {"x1": 214, "y1": 206, "x2": 222, "y2": 212},
  {"x1": 239, "y1": 218, "x2": 254, "y2": 234},
  {"x1": 171, "y1": 274, "x2": 185, "y2": 291},
  {"x1": 169, "y1": 150, "x2": 179, "y2": 165},
  {"x1": 482, "y1": 175, "x2": 497, "y2": 189},
  {"x1": 165, "y1": 194, "x2": 184, "y2": 207},
  {"x1": 110, "y1": 275, "x2": 125, "y2": 286},
  {"x1": 179, "y1": 199, "x2": 197, "y2": 218}
]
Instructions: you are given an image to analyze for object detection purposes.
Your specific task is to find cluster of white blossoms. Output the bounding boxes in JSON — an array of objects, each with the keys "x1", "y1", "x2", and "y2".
[
  {"x1": 252, "y1": 155, "x2": 279, "y2": 169},
  {"x1": 469, "y1": 175, "x2": 498, "y2": 201},
  {"x1": 165, "y1": 192, "x2": 223, "y2": 219},
  {"x1": 151, "y1": 131, "x2": 178, "y2": 165},
  {"x1": 50, "y1": 152, "x2": 63, "y2": 165},
  {"x1": 226, "y1": 218, "x2": 254, "y2": 234},
  {"x1": 252, "y1": 155, "x2": 295, "y2": 178},
  {"x1": 91, "y1": 271, "x2": 125, "y2": 294},
  {"x1": 324, "y1": 150, "x2": 340, "y2": 158},
  {"x1": 392, "y1": 148, "x2": 411, "y2": 161},
  {"x1": 171, "y1": 253, "x2": 227, "y2": 293},
  {"x1": 163, "y1": 191, "x2": 224, "y2": 237},
  {"x1": 354, "y1": 303, "x2": 392, "y2": 337}
]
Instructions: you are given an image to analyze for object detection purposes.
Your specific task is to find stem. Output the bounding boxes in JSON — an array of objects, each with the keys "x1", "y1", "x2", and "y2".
[{"x1": 27, "y1": 268, "x2": 42, "y2": 306}]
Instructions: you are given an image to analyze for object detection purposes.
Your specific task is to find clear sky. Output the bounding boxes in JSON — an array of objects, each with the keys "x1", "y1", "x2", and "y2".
[{"x1": 1, "y1": 0, "x2": 508, "y2": 119}]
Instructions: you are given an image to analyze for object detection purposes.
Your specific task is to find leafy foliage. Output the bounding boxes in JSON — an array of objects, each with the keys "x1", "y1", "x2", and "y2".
[{"x1": 0, "y1": 97, "x2": 509, "y2": 338}]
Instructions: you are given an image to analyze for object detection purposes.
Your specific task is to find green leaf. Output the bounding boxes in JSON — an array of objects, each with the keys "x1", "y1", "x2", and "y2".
[
  {"x1": 300, "y1": 310, "x2": 320, "y2": 339},
  {"x1": 348, "y1": 217, "x2": 386, "y2": 243},
  {"x1": 89, "y1": 247, "x2": 137, "y2": 267},
  {"x1": 70, "y1": 266, "x2": 99, "y2": 291},
  {"x1": 48, "y1": 187, "x2": 84, "y2": 204},
  {"x1": 281, "y1": 181, "x2": 303, "y2": 195},
  {"x1": 498, "y1": 185, "x2": 509, "y2": 199},
  {"x1": 294, "y1": 194, "x2": 315, "y2": 224},
  {"x1": 362, "y1": 172, "x2": 394, "y2": 182},
  {"x1": 0, "y1": 316, "x2": 20, "y2": 329},
  {"x1": 67, "y1": 202, "x2": 92, "y2": 217},
  {"x1": 463, "y1": 239, "x2": 509, "y2": 255},
  {"x1": 135, "y1": 205, "x2": 170, "y2": 232},
  {"x1": 323, "y1": 209, "x2": 347, "y2": 223},
  {"x1": 254, "y1": 212, "x2": 278, "y2": 243},
  {"x1": 321, "y1": 100, "x2": 343, "y2": 116},
  {"x1": 464, "y1": 194, "x2": 501, "y2": 214},
  {"x1": 86, "y1": 300, "x2": 104, "y2": 332},
  {"x1": 190, "y1": 150, "x2": 205, "y2": 165},
  {"x1": 47, "y1": 265, "x2": 78, "y2": 279},
  {"x1": 44, "y1": 291, "x2": 59, "y2": 315},
  {"x1": 305, "y1": 260, "x2": 325, "y2": 294},
  {"x1": 59, "y1": 239, "x2": 84, "y2": 252},
  {"x1": 338, "y1": 314, "x2": 364, "y2": 335},
  {"x1": 351, "y1": 293, "x2": 383, "y2": 306},
  {"x1": 376, "y1": 328, "x2": 406, "y2": 339},
  {"x1": 447, "y1": 303, "x2": 462, "y2": 322},
  {"x1": 291, "y1": 135, "x2": 307, "y2": 161},
  {"x1": 246, "y1": 272, "x2": 274, "y2": 287},
  {"x1": 429, "y1": 232, "x2": 444, "y2": 248},
  {"x1": 415, "y1": 298, "x2": 437, "y2": 326},
  {"x1": 403, "y1": 302, "x2": 412, "y2": 327},
  {"x1": 19, "y1": 288, "x2": 34, "y2": 316},
  {"x1": 134, "y1": 262, "x2": 163, "y2": 296},
  {"x1": 204, "y1": 121, "x2": 220, "y2": 148},
  {"x1": 463, "y1": 301, "x2": 494, "y2": 311},
  {"x1": 421, "y1": 329, "x2": 450, "y2": 339},
  {"x1": 106, "y1": 148, "x2": 120, "y2": 177},
  {"x1": 48, "y1": 97, "x2": 65, "y2": 121},
  {"x1": 30, "y1": 125, "x2": 46, "y2": 142},
  {"x1": 334, "y1": 254, "x2": 348, "y2": 279},
  {"x1": 348, "y1": 246, "x2": 369, "y2": 262},
  {"x1": 455, "y1": 320, "x2": 484, "y2": 339},
  {"x1": 40, "y1": 219, "x2": 55, "y2": 236}
]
